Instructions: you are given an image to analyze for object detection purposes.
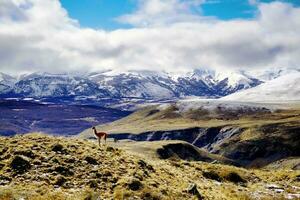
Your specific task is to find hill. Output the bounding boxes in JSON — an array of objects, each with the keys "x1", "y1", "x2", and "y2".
[
  {"x1": 80, "y1": 100, "x2": 300, "y2": 168},
  {"x1": 0, "y1": 99, "x2": 131, "y2": 136},
  {"x1": 1, "y1": 133, "x2": 300, "y2": 199}
]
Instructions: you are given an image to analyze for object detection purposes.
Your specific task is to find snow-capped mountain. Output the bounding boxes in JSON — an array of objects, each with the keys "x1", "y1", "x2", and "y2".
[
  {"x1": 248, "y1": 67, "x2": 300, "y2": 81},
  {"x1": 88, "y1": 70, "x2": 176, "y2": 99},
  {"x1": 11, "y1": 72, "x2": 110, "y2": 98},
  {"x1": 0, "y1": 72, "x2": 16, "y2": 93},
  {"x1": 0, "y1": 68, "x2": 279, "y2": 103},
  {"x1": 88, "y1": 69, "x2": 262, "y2": 99},
  {"x1": 222, "y1": 72, "x2": 300, "y2": 102}
]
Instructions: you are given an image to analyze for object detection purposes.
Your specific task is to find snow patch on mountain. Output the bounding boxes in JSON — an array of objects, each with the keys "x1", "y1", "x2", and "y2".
[
  {"x1": 0, "y1": 72, "x2": 16, "y2": 93},
  {"x1": 0, "y1": 67, "x2": 296, "y2": 102},
  {"x1": 222, "y1": 72, "x2": 300, "y2": 102}
]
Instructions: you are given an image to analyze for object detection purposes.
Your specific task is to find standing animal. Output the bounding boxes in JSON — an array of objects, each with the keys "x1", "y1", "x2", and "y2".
[{"x1": 92, "y1": 127, "x2": 107, "y2": 146}]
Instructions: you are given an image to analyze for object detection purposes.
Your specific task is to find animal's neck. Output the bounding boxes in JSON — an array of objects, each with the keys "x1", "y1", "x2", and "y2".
[{"x1": 93, "y1": 129, "x2": 97, "y2": 134}]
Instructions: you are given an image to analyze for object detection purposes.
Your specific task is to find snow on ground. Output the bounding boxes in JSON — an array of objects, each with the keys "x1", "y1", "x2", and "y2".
[
  {"x1": 222, "y1": 72, "x2": 300, "y2": 102},
  {"x1": 157, "y1": 97, "x2": 298, "y2": 113}
]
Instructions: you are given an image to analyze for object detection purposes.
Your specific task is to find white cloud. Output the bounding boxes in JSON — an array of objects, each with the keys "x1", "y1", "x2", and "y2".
[
  {"x1": 117, "y1": 0, "x2": 208, "y2": 27},
  {"x1": 0, "y1": 0, "x2": 299, "y2": 75}
]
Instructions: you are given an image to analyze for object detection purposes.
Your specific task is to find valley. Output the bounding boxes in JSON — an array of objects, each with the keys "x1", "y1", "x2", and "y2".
[{"x1": 0, "y1": 99, "x2": 131, "y2": 136}]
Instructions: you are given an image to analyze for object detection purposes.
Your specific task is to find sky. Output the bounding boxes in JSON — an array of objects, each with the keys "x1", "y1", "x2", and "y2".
[{"x1": 0, "y1": 0, "x2": 300, "y2": 75}]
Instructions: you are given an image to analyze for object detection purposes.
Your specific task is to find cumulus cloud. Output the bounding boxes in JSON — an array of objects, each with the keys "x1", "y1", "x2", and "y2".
[
  {"x1": 0, "y1": 0, "x2": 299, "y2": 75},
  {"x1": 117, "y1": 0, "x2": 208, "y2": 27}
]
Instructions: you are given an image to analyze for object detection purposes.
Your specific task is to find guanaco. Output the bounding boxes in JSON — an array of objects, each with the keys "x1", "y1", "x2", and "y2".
[{"x1": 92, "y1": 127, "x2": 107, "y2": 146}]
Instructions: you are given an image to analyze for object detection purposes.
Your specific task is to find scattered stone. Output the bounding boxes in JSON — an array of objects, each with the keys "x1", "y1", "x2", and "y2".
[
  {"x1": 295, "y1": 175, "x2": 300, "y2": 182},
  {"x1": 85, "y1": 156, "x2": 98, "y2": 165},
  {"x1": 106, "y1": 146, "x2": 115, "y2": 152},
  {"x1": 88, "y1": 180, "x2": 98, "y2": 188},
  {"x1": 286, "y1": 194, "x2": 300, "y2": 199},
  {"x1": 31, "y1": 144, "x2": 41, "y2": 150},
  {"x1": 103, "y1": 171, "x2": 112, "y2": 177},
  {"x1": 54, "y1": 176, "x2": 67, "y2": 187},
  {"x1": 0, "y1": 163, "x2": 4, "y2": 170},
  {"x1": 15, "y1": 150, "x2": 36, "y2": 159},
  {"x1": 1, "y1": 154, "x2": 11, "y2": 161},
  {"x1": 202, "y1": 171, "x2": 222, "y2": 182},
  {"x1": 54, "y1": 166, "x2": 74, "y2": 176},
  {"x1": 0, "y1": 147, "x2": 8, "y2": 154},
  {"x1": 52, "y1": 158, "x2": 60, "y2": 164},
  {"x1": 65, "y1": 157, "x2": 76, "y2": 163},
  {"x1": 0, "y1": 175, "x2": 11, "y2": 185},
  {"x1": 186, "y1": 183, "x2": 203, "y2": 200},
  {"x1": 138, "y1": 159, "x2": 154, "y2": 172},
  {"x1": 33, "y1": 160, "x2": 42, "y2": 165},
  {"x1": 128, "y1": 178, "x2": 143, "y2": 191},
  {"x1": 266, "y1": 184, "x2": 285, "y2": 193},
  {"x1": 225, "y1": 172, "x2": 246, "y2": 184},
  {"x1": 10, "y1": 155, "x2": 31, "y2": 173}
]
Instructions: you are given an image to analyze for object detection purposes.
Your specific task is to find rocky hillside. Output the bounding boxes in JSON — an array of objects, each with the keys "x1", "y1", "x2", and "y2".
[{"x1": 1, "y1": 133, "x2": 300, "y2": 200}]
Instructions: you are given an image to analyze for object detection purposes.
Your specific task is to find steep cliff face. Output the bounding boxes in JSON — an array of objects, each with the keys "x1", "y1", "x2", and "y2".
[{"x1": 105, "y1": 122, "x2": 300, "y2": 168}]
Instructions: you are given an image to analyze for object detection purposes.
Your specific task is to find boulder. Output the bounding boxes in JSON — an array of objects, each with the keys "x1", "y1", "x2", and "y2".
[
  {"x1": 10, "y1": 155, "x2": 31, "y2": 173},
  {"x1": 225, "y1": 172, "x2": 246, "y2": 184},
  {"x1": 202, "y1": 171, "x2": 222, "y2": 182},
  {"x1": 52, "y1": 144, "x2": 65, "y2": 153}
]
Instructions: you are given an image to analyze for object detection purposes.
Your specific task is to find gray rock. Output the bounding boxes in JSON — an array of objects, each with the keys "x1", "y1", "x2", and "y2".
[
  {"x1": 0, "y1": 175, "x2": 11, "y2": 185},
  {"x1": 187, "y1": 183, "x2": 203, "y2": 200}
]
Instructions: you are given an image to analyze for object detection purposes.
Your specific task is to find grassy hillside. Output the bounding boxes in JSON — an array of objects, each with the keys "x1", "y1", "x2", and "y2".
[
  {"x1": 80, "y1": 103, "x2": 300, "y2": 136},
  {"x1": 0, "y1": 134, "x2": 300, "y2": 199},
  {"x1": 79, "y1": 102, "x2": 300, "y2": 168}
]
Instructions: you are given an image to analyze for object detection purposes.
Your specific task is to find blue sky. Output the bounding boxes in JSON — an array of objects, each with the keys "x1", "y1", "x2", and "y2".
[
  {"x1": 60, "y1": 0, "x2": 136, "y2": 29},
  {"x1": 60, "y1": 0, "x2": 300, "y2": 29}
]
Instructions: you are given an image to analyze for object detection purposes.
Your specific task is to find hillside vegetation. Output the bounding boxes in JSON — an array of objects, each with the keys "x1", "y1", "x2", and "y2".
[
  {"x1": 80, "y1": 101, "x2": 300, "y2": 168},
  {"x1": 80, "y1": 101, "x2": 300, "y2": 135},
  {"x1": 0, "y1": 133, "x2": 300, "y2": 199}
]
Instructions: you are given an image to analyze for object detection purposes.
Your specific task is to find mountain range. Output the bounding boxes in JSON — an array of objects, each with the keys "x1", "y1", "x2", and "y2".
[{"x1": 0, "y1": 68, "x2": 299, "y2": 107}]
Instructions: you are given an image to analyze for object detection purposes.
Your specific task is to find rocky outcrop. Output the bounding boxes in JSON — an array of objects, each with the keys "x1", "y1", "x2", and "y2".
[{"x1": 108, "y1": 122, "x2": 300, "y2": 167}]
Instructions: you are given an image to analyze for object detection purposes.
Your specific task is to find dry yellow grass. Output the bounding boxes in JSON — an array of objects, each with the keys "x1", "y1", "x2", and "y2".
[
  {"x1": 1, "y1": 133, "x2": 299, "y2": 200},
  {"x1": 79, "y1": 104, "x2": 300, "y2": 138}
]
